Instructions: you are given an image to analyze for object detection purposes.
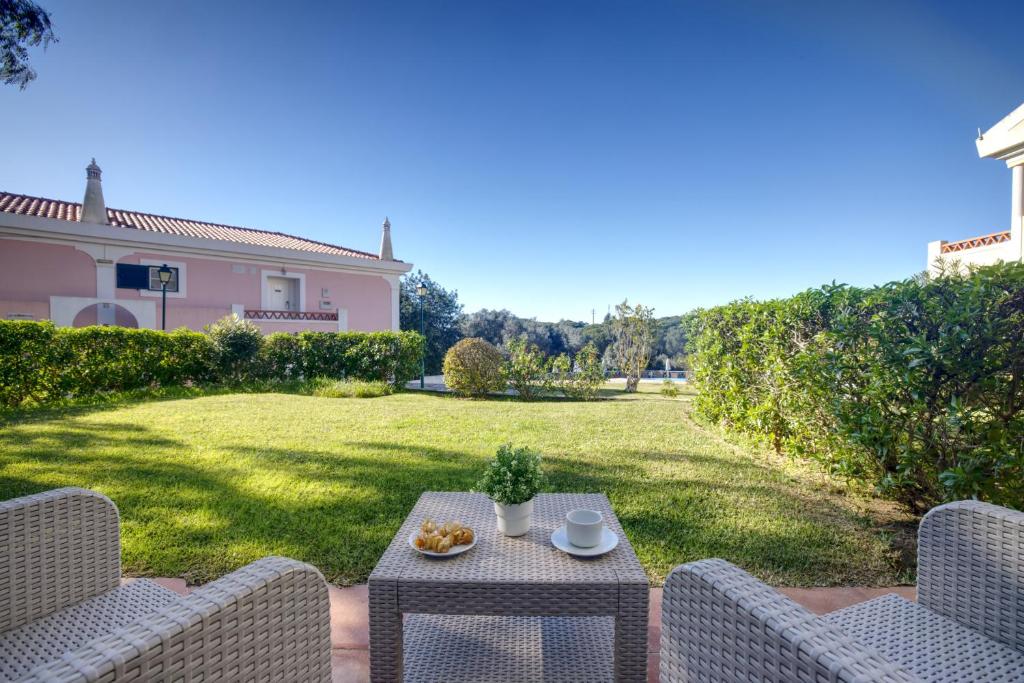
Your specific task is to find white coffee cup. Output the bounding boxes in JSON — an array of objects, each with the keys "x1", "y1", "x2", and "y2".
[{"x1": 566, "y1": 509, "x2": 603, "y2": 548}]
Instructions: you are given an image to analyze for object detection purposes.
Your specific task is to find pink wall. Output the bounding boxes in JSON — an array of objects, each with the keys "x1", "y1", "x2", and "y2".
[
  {"x1": 0, "y1": 236, "x2": 395, "y2": 332},
  {"x1": 0, "y1": 238, "x2": 96, "y2": 301},
  {"x1": 117, "y1": 253, "x2": 393, "y2": 331}
]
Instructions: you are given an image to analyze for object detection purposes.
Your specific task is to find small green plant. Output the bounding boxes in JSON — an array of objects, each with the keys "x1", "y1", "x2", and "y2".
[
  {"x1": 443, "y1": 337, "x2": 506, "y2": 397},
  {"x1": 553, "y1": 342, "x2": 605, "y2": 400},
  {"x1": 475, "y1": 444, "x2": 546, "y2": 505},
  {"x1": 660, "y1": 379, "x2": 680, "y2": 398},
  {"x1": 308, "y1": 377, "x2": 393, "y2": 398},
  {"x1": 206, "y1": 314, "x2": 263, "y2": 382},
  {"x1": 503, "y1": 336, "x2": 552, "y2": 401}
]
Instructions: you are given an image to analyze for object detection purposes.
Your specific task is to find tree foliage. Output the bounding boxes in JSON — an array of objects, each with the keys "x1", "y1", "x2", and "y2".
[
  {"x1": 400, "y1": 270, "x2": 463, "y2": 374},
  {"x1": 1, "y1": 0, "x2": 56, "y2": 89},
  {"x1": 690, "y1": 262, "x2": 1024, "y2": 512},
  {"x1": 610, "y1": 301, "x2": 655, "y2": 392}
]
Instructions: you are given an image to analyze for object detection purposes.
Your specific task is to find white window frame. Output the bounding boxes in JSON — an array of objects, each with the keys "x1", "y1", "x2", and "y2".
[
  {"x1": 138, "y1": 259, "x2": 187, "y2": 299},
  {"x1": 260, "y1": 269, "x2": 305, "y2": 312}
]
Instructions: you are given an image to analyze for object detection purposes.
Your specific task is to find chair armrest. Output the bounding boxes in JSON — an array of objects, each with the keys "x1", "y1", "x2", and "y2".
[
  {"x1": 0, "y1": 487, "x2": 120, "y2": 634},
  {"x1": 21, "y1": 556, "x2": 332, "y2": 682},
  {"x1": 918, "y1": 499, "x2": 1024, "y2": 653},
  {"x1": 661, "y1": 559, "x2": 920, "y2": 683}
]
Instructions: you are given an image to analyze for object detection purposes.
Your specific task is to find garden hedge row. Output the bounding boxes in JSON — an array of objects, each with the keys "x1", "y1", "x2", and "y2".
[
  {"x1": 0, "y1": 320, "x2": 423, "y2": 408},
  {"x1": 690, "y1": 262, "x2": 1024, "y2": 511}
]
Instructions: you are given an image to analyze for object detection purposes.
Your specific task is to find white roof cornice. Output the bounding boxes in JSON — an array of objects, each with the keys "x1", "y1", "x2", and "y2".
[{"x1": 977, "y1": 101, "x2": 1024, "y2": 167}]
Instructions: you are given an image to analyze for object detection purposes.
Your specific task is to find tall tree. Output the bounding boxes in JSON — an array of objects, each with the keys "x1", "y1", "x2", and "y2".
[
  {"x1": 1, "y1": 0, "x2": 56, "y2": 89},
  {"x1": 399, "y1": 270, "x2": 463, "y2": 374},
  {"x1": 610, "y1": 300, "x2": 655, "y2": 392},
  {"x1": 460, "y1": 308, "x2": 514, "y2": 347}
]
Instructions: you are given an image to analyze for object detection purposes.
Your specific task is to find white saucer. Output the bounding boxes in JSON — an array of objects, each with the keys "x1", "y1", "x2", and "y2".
[
  {"x1": 550, "y1": 526, "x2": 619, "y2": 557},
  {"x1": 409, "y1": 531, "x2": 476, "y2": 558}
]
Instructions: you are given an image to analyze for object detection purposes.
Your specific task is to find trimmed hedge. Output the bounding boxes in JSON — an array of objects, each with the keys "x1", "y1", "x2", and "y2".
[
  {"x1": 690, "y1": 262, "x2": 1024, "y2": 511},
  {"x1": 0, "y1": 320, "x2": 424, "y2": 408}
]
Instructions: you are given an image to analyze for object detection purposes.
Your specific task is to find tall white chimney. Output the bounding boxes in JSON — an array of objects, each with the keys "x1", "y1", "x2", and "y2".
[
  {"x1": 379, "y1": 216, "x2": 394, "y2": 261},
  {"x1": 81, "y1": 158, "x2": 108, "y2": 224}
]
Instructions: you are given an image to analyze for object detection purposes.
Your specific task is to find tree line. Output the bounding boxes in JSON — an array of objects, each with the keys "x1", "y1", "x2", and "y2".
[{"x1": 399, "y1": 270, "x2": 692, "y2": 375}]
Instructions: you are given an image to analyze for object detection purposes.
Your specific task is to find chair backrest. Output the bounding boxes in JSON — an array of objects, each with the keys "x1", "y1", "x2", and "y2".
[
  {"x1": 918, "y1": 499, "x2": 1024, "y2": 653},
  {"x1": 0, "y1": 487, "x2": 121, "y2": 633}
]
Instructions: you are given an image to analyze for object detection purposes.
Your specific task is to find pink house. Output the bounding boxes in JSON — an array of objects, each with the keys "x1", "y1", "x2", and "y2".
[{"x1": 0, "y1": 161, "x2": 412, "y2": 333}]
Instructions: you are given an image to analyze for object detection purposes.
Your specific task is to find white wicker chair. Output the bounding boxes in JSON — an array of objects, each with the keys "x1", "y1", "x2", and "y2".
[
  {"x1": 0, "y1": 487, "x2": 331, "y2": 682},
  {"x1": 660, "y1": 500, "x2": 1024, "y2": 682}
]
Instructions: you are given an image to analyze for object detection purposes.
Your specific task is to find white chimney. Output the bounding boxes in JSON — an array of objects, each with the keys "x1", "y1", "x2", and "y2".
[
  {"x1": 379, "y1": 216, "x2": 394, "y2": 261},
  {"x1": 81, "y1": 158, "x2": 108, "y2": 224}
]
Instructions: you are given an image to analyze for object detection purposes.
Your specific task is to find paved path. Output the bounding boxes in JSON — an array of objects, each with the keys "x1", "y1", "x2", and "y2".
[{"x1": 131, "y1": 577, "x2": 915, "y2": 682}]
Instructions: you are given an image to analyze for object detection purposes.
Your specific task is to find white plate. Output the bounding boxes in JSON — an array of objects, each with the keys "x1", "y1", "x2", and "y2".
[
  {"x1": 550, "y1": 526, "x2": 619, "y2": 557},
  {"x1": 408, "y1": 531, "x2": 477, "y2": 558}
]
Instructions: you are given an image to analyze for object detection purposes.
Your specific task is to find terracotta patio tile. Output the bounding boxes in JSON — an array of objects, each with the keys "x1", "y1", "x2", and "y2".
[
  {"x1": 331, "y1": 649, "x2": 370, "y2": 683},
  {"x1": 329, "y1": 584, "x2": 370, "y2": 650},
  {"x1": 648, "y1": 586, "x2": 662, "y2": 653}
]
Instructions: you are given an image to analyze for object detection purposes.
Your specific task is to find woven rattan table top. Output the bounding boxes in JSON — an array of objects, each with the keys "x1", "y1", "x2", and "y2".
[{"x1": 370, "y1": 493, "x2": 647, "y2": 587}]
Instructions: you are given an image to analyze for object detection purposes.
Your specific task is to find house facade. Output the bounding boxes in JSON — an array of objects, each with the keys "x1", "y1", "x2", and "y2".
[
  {"x1": 0, "y1": 161, "x2": 412, "y2": 332},
  {"x1": 927, "y1": 101, "x2": 1024, "y2": 273}
]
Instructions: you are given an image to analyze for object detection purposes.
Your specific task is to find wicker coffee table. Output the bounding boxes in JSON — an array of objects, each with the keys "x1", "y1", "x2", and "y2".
[{"x1": 369, "y1": 492, "x2": 648, "y2": 682}]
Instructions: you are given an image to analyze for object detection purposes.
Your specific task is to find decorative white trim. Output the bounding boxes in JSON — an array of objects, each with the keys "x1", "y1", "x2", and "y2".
[
  {"x1": 383, "y1": 274, "x2": 401, "y2": 332},
  {"x1": 49, "y1": 296, "x2": 157, "y2": 329},
  {"x1": 337, "y1": 308, "x2": 348, "y2": 332},
  {"x1": 138, "y1": 258, "x2": 188, "y2": 299},
  {"x1": 261, "y1": 269, "x2": 306, "y2": 311}
]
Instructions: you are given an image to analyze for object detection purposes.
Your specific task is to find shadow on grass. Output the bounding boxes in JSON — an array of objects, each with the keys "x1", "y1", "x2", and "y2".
[{"x1": 0, "y1": 421, "x2": 911, "y2": 586}]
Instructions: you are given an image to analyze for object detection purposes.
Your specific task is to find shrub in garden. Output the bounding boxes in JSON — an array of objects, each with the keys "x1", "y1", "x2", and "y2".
[
  {"x1": 552, "y1": 342, "x2": 605, "y2": 400},
  {"x1": 660, "y1": 379, "x2": 680, "y2": 398},
  {"x1": 690, "y1": 262, "x2": 1024, "y2": 511},
  {"x1": 443, "y1": 337, "x2": 506, "y2": 397},
  {"x1": 206, "y1": 314, "x2": 263, "y2": 382},
  {"x1": 503, "y1": 335, "x2": 552, "y2": 401}
]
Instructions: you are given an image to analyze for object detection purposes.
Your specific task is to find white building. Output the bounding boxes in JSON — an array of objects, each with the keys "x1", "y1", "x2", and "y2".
[{"x1": 928, "y1": 102, "x2": 1024, "y2": 273}]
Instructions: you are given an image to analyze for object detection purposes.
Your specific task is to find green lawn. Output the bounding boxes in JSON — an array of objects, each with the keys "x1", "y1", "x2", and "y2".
[{"x1": 0, "y1": 387, "x2": 912, "y2": 587}]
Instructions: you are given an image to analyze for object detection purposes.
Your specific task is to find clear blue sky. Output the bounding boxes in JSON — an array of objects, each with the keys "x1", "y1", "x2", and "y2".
[{"x1": 3, "y1": 1, "x2": 1023, "y2": 322}]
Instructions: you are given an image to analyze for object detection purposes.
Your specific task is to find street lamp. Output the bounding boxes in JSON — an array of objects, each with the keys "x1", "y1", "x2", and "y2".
[
  {"x1": 157, "y1": 264, "x2": 173, "y2": 331},
  {"x1": 416, "y1": 282, "x2": 428, "y2": 389}
]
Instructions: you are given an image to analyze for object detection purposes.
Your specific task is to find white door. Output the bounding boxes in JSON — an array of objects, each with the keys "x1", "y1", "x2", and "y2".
[{"x1": 267, "y1": 277, "x2": 298, "y2": 311}]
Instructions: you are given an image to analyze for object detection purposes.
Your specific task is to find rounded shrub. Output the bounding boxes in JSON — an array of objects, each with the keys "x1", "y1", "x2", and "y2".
[{"x1": 443, "y1": 337, "x2": 505, "y2": 397}]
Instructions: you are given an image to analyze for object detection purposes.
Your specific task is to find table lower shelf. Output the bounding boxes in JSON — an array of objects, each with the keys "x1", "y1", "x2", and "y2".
[{"x1": 403, "y1": 614, "x2": 615, "y2": 682}]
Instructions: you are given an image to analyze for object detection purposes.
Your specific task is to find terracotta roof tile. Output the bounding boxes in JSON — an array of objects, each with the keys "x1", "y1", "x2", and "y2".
[{"x1": 0, "y1": 191, "x2": 380, "y2": 260}]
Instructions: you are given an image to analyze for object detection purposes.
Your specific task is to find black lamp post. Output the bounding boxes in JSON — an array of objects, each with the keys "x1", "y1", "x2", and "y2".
[
  {"x1": 157, "y1": 264, "x2": 173, "y2": 331},
  {"x1": 416, "y1": 282, "x2": 428, "y2": 388}
]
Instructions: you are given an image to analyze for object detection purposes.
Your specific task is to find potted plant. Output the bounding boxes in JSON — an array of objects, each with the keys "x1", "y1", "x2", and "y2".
[{"x1": 475, "y1": 444, "x2": 545, "y2": 536}]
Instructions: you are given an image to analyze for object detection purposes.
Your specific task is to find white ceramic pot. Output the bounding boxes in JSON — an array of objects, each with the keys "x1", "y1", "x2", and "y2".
[{"x1": 494, "y1": 498, "x2": 534, "y2": 537}]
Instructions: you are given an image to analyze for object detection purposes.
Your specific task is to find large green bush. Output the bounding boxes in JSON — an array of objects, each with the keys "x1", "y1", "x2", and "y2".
[
  {"x1": 690, "y1": 262, "x2": 1024, "y2": 511},
  {"x1": 503, "y1": 336, "x2": 552, "y2": 401},
  {"x1": 443, "y1": 337, "x2": 506, "y2": 397},
  {"x1": 0, "y1": 320, "x2": 424, "y2": 407},
  {"x1": 552, "y1": 342, "x2": 605, "y2": 401},
  {"x1": 206, "y1": 315, "x2": 264, "y2": 382}
]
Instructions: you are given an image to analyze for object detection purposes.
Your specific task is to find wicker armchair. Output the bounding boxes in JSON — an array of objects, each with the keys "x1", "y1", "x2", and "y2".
[
  {"x1": 660, "y1": 500, "x2": 1024, "y2": 682},
  {"x1": 0, "y1": 487, "x2": 331, "y2": 682}
]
